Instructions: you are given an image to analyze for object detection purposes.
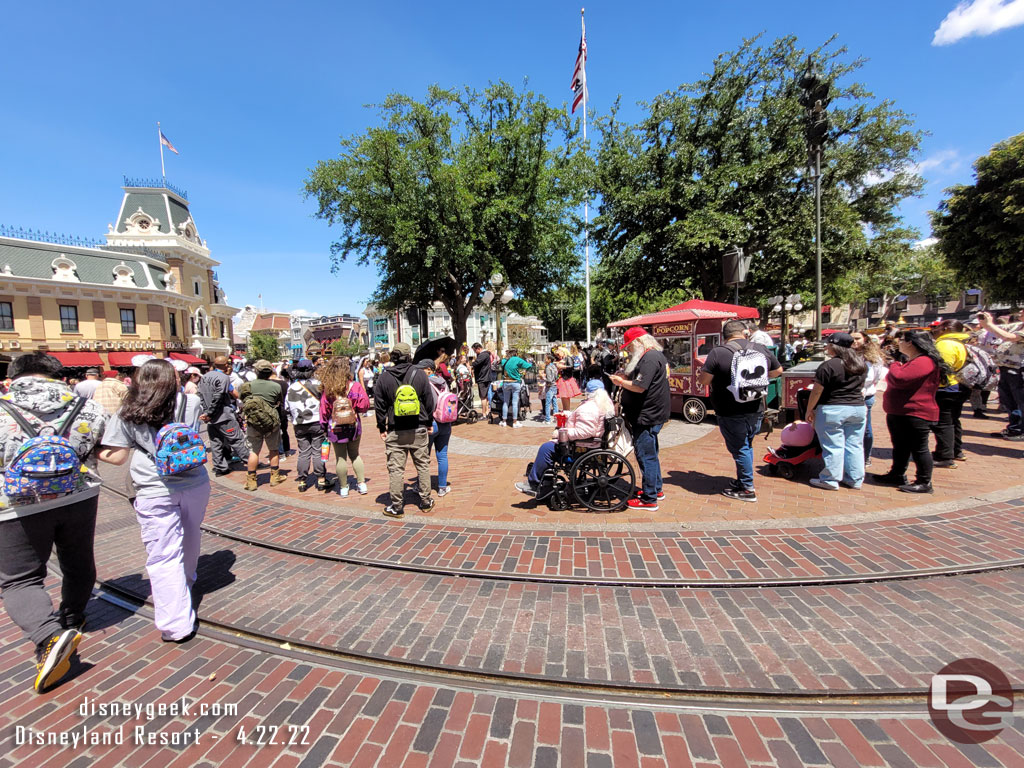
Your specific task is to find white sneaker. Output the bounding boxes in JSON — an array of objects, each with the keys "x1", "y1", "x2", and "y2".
[
  {"x1": 512, "y1": 422, "x2": 523, "y2": 428},
  {"x1": 339, "y1": 486, "x2": 350, "y2": 497},
  {"x1": 438, "y1": 486, "x2": 451, "y2": 497},
  {"x1": 498, "y1": 422, "x2": 506, "y2": 428},
  {"x1": 357, "y1": 482, "x2": 368, "y2": 495}
]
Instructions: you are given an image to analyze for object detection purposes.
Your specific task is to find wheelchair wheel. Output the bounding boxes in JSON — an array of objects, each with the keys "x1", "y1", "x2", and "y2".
[{"x1": 569, "y1": 450, "x2": 636, "y2": 512}]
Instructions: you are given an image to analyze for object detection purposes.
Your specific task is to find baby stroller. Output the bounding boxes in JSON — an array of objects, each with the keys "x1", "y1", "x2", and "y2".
[
  {"x1": 488, "y1": 382, "x2": 531, "y2": 424},
  {"x1": 455, "y1": 373, "x2": 479, "y2": 424},
  {"x1": 763, "y1": 387, "x2": 822, "y2": 479}
]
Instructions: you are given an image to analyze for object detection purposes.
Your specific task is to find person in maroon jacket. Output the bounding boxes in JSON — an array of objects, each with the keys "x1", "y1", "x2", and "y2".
[{"x1": 873, "y1": 331, "x2": 951, "y2": 494}]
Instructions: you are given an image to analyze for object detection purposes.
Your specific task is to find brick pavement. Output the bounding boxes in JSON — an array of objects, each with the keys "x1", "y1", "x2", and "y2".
[
  {"x1": 218, "y1": 406, "x2": 1024, "y2": 526},
  {"x1": 198, "y1": 488, "x2": 1024, "y2": 583},
  {"x1": 89, "y1": 496, "x2": 1024, "y2": 696},
  {"x1": 2, "y1": 588, "x2": 1022, "y2": 768}
]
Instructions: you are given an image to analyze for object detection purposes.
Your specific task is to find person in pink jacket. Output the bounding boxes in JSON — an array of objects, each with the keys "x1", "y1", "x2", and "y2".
[{"x1": 515, "y1": 379, "x2": 615, "y2": 495}]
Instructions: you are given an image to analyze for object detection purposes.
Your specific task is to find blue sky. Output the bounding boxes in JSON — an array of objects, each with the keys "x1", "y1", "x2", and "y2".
[{"x1": 1, "y1": 1, "x2": 1021, "y2": 317}]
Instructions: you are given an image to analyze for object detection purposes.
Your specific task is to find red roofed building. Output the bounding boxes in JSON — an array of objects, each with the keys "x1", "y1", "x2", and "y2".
[{"x1": 247, "y1": 312, "x2": 292, "y2": 359}]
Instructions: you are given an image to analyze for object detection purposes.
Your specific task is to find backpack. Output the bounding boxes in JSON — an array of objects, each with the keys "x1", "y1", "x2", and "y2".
[
  {"x1": 955, "y1": 341, "x2": 999, "y2": 391},
  {"x1": 149, "y1": 396, "x2": 207, "y2": 477},
  {"x1": 393, "y1": 368, "x2": 422, "y2": 418},
  {"x1": 726, "y1": 341, "x2": 770, "y2": 403},
  {"x1": 241, "y1": 388, "x2": 281, "y2": 433},
  {"x1": 430, "y1": 378, "x2": 458, "y2": 424},
  {"x1": 330, "y1": 394, "x2": 358, "y2": 430},
  {"x1": 0, "y1": 397, "x2": 87, "y2": 504},
  {"x1": 488, "y1": 351, "x2": 501, "y2": 373}
]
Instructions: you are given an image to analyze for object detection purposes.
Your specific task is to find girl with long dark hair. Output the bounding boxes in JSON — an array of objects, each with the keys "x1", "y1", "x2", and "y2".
[
  {"x1": 805, "y1": 333, "x2": 868, "y2": 490},
  {"x1": 873, "y1": 331, "x2": 950, "y2": 493},
  {"x1": 319, "y1": 358, "x2": 370, "y2": 497},
  {"x1": 98, "y1": 359, "x2": 209, "y2": 643}
]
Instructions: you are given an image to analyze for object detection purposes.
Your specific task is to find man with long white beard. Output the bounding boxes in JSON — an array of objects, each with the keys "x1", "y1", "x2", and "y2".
[{"x1": 609, "y1": 327, "x2": 672, "y2": 510}]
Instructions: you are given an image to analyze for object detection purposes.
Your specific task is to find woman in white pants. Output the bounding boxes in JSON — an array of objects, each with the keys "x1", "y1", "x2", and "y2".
[{"x1": 99, "y1": 360, "x2": 209, "y2": 643}]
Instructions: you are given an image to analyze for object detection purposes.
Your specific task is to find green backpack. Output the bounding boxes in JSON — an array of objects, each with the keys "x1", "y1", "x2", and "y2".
[
  {"x1": 241, "y1": 389, "x2": 281, "y2": 433},
  {"x1": 393, "y1": 368, "x2": 421, "y2": 418}
]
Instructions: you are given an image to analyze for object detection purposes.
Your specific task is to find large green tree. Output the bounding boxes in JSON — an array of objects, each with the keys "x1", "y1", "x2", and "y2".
[
  {"x1": 591, "y1": 35, "x2": 923, "y2": 308},
  {"x1": 247, "y1": 331, "x2": 280, "y2": 362},
  {"x1": 304, "y1": 82, "x2": 591, "y2": 345},
  {"x1": 830, "y1": 236, "x2": 964, "y2": 319},
  {"x1": 931, "y1": 133, "x2": 1024, "y2": 303}
]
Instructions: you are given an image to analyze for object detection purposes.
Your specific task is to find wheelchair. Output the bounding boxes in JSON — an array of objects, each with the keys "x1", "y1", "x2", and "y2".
[{"x1": 527, "y1": 416, "x2": 637, "y2": 513}]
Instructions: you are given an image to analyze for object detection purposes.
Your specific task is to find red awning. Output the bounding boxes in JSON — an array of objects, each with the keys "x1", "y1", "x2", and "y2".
[
  {"x1": 608, "y1": 300, "x2": 760, "y2": 329},
  {"x1": 49, "y1": 352, "x2": 104, "y2": 367},
  {"x1": 106, "y1": 352, "x2": 138, "y2": 367},
  {"x1": 169, "y1": 352, "x2": 209, "y2": 365}
]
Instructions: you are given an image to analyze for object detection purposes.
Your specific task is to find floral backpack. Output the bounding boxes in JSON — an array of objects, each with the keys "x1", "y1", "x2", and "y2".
[
  {"x1": 147, "y1": 395, "x2": 207, "y2": 477},
  {"x1": 0, "y1": 397, "x2": 87, "y2": 504}
]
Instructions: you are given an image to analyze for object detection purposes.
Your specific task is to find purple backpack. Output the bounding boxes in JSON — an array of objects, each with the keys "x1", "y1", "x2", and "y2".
[
  {"x1": 0, "y1": 397, "x2": 87, "y2": 504},
  {"x1": 148, "y1": 396, "x2": 207, "y2": 477}
]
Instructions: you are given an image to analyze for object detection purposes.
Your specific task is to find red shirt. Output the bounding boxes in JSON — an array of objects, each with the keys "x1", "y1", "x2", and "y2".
[{"x1": 883, "y1": 355, "x2": 939, "y2": 421}]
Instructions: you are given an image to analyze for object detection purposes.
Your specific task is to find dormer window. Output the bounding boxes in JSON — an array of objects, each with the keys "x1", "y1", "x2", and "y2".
[
  {"x1": 125, "y1": 208, "x2": 159, "y2": 235},
  {"x1": 112, "y1": 263, "x2": 136, "y2": 286},
  {"x1": 51, "y1": 256, "x2": 79, "y2": 283}
]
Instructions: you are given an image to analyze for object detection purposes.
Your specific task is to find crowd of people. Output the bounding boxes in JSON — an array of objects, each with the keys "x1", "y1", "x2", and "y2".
[{"x1": 0, "y1": 308, "x2": 1019, "y2": 694}]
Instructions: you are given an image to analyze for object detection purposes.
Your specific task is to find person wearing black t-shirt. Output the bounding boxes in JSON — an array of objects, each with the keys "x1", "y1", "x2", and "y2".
[
  {"x1": 609, "y1": 327, "x2": 672, "y2": 510},
  {"x1": 698, "y1": 320, "x2": 783, "y2": 502},
  {"x1": 805, "y1": 332, "x2": 868, "y2": 491},
  {"x1": 470, "y1": 343, "x2": 496, "y2": 409}
]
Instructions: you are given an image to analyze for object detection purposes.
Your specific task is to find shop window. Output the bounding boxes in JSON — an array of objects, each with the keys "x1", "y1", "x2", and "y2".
[
  {"x1": 120, "y1": 308, "x2": 136, "y2": 334},
  {"x1": 169, "y1": 312, "x2": 177, "y2": 337},
  {"x1": 0, "y1": 302, "x2": 12, "y2": 331},
  {"x1": 60, "y1": 305, "x2": 79, "y2": 333},
  {"x1": 662, "y1": 337, "x2": 693, "y2": 376}
]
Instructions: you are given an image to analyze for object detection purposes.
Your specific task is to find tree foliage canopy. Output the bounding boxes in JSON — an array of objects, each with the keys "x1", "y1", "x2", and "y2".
[
  {"x1": 591, "y1": 35, "x2": 924, "y2": 308},
  {"x1": 304, "y1": 82, "x2": 591, "y2": 345},
  {"x1": 931, "y1": 133, "x2": 1024, "y2": 303},
  {"x1": 830, "y1": 238, "x2": 964, "y2": 319},
  {"x1": 247, "y1": 331, "x2": 280, "y2": 362}
]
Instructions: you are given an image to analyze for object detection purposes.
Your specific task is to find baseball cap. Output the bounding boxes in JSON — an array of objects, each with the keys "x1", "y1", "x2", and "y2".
[
  {"x1": 85, "y1": 368, "x2": 100, "y2": 376},
  {"x1": 620, "y1": 326, "x2": 648, "y2": 349},
  {"x1": 253, "y1": 359, "x2": 273, "y2": 373},
  {"x1": 827, "y1": 332, "x2": 855, "y2": 348},
  {"x1": 391, "y1": 342, "x2": 412, "y2": 356},
  {"x1": 294, "y1": 358, "x2": 314, "y2": 371}
]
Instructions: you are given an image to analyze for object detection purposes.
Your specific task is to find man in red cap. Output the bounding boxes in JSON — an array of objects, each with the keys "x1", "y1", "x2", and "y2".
[{"x1": 609, "y1": 327, "x2": 671, "y2": 510}]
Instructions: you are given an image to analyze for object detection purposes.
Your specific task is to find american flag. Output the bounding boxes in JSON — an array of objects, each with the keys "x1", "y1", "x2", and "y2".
[
  {"x1": 570, "y1": 20, "x2": 588, "y2": 114},
  {"x1": 159, "y1": 130, "x2": 179, "y2": 155}
]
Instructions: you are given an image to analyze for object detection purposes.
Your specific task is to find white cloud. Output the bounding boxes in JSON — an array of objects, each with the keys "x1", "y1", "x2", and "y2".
[
  {"x1": 914, "y1": 237, "x2": 939, "y2": 250},
  {"x1": 914, "y1": 149, "x2": 964, "y2": 176},
  {"x1": 933, "y1": 0, "x2": 1024, "y2": 45}
]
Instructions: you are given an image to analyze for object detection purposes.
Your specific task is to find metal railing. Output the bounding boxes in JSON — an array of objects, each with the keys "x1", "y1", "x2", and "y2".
[
  {"x1": 122, "y1": 176, "x2": 189, "y2": 201},
  {"x1": 0, "y1": 224, "x2": 102, "y2": 248}
]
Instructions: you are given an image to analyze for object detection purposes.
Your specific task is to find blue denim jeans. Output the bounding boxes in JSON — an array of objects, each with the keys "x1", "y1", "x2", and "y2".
[
  {"x1": 717, "y1": 412, "x2": 763, "y2": 491},
  {"x1": 430, "y1": 421, "x2": 452, "y2": 488},
  {"x1": 633, "y1": 423, "x2": 663, "y2": 502},
  {"x1": 998, "y1": 367, "x2": 1024, "y2": 435},
  {"x1": 863, "y1": 395, "x2": 875, "y2": 462},
  {"x1": 814, "y1": 404, "x2": 867, "y2": 489},
  {"x1": 502, "y1": 381, "x2": 521, "y2": 423},
  {"x1": 528, "y1": 441, "x2": 558, "y2": 486},
  {"x1": 543, "y1": 385, "x2": 559, "y2": 422}
]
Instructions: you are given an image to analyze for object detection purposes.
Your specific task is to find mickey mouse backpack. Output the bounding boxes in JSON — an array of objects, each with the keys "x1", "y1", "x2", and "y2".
[
  {"x1": 0, "y1": 397, "x2": 87, "y2": 504},
  {"x1": 726, "y1": 341, "x2": 770, "y2": 403},
  {"x1": 147, "y1": 395, "x2": 207, "y2": 476}
]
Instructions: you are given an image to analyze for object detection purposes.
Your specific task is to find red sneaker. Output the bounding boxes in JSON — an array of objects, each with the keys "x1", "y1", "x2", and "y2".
[
  {"x1": 635, "y1": 490, "x2": 665, "y2": 499},
  {"x1": 627, "y1": 497, "x2": 659, "y2": 511}
]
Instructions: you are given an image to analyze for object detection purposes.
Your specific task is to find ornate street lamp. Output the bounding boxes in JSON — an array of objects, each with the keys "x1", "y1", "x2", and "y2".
[{"x1": 481, "y1": 272, "x2": 513, "y2": 350}]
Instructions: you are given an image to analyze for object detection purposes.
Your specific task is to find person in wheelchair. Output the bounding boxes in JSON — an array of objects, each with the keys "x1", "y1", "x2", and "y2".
[{"x1": 515, "y1": 378, "x2": 615, "y2": 496}]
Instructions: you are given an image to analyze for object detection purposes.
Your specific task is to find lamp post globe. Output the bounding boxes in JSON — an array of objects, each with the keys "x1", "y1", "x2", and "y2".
[
  {"x1": 482, "y1": 289, "x2": 495, "y2": 305},
  {"x1": 490, "y1": 272, "x2": 504, "y2": 288},
  {"x1": 501, "y1": 289, "x2": 514, "y2": 305}
]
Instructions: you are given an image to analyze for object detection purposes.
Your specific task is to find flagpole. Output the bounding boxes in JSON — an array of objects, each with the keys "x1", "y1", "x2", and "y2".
[
  {"x1": 581, "y1": 7, "x2": 591, "y2": 346},
  {"x1": 157, "y1": 121, "x2": 166, "y2": 181}
]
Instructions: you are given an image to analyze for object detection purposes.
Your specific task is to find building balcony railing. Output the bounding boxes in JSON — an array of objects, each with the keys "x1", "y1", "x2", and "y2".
[
  {"x1": 0, "y1": 224, "x2": 102, "y2": 248},
  {"x1": 122, "y1": 176, "x2": 189, "y2": 201}
]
